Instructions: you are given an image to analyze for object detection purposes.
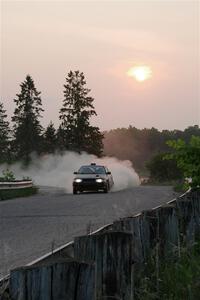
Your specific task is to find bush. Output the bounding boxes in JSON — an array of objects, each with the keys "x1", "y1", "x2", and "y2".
[
  {"x1": 146, "y1": 153, "x2": 183, "y2": 183},
  {"x1": 166, "y1": 136, "x2": 200, "y2": 189},
  {"x1": 0, "y1": 169, "x2": 15, "y2": 182},
  {"x1": 137, "y1": 241, "x2": 200, "y2": 300}
]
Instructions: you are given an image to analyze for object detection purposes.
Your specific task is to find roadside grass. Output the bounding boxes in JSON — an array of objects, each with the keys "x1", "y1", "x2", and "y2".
[
  {"x1": 137, "y1": 241, "x2": 200, "y2": 300},
  {"x1": 0, "y1": 186, "x2": 38, "y2": 201}
]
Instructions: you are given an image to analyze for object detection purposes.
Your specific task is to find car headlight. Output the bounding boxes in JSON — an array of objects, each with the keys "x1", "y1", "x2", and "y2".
[
  {"x1": 96, "y1": 178, "x2": 104, "y2": 183},
  {"x1": 74, "y1": 178, "x2": 82, "y2": 183}
]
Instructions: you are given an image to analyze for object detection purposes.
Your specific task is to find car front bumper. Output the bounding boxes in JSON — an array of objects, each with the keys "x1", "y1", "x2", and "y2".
[{"x1": 73, "y1": 181, "x2": 107, "y2": 191}]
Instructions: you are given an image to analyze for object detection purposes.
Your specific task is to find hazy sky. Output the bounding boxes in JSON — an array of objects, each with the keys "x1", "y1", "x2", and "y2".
[{"x1": 1, "y1": 0, "x2": 199, "y2": 131}]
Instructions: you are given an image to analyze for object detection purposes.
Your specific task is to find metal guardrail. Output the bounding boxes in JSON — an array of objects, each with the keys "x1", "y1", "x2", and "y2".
[{"x1": 0, "y1": 180, "x2": 33, "y2": 190}]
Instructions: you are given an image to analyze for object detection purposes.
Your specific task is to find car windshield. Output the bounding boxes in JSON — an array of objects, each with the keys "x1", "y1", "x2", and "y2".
[{"x1": 78, "y1": 166, "x2": 106, "y2": 174}]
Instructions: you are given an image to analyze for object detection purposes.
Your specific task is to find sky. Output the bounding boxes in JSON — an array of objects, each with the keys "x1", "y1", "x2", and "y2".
[{"x1": 1, "y1": 0, "x2": 199, "y2": 131}]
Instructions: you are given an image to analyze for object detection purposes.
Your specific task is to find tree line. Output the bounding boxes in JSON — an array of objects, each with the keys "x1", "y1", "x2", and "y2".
[
  {"x1": 0, "y1": 71, "x2": 103, "y2": 165},
  {"x1": 1, "y1": 70, "x2": 199, "y2": 183},
  {"x1": 103, "y1": 125, "x2": 200, "y2": 175}
]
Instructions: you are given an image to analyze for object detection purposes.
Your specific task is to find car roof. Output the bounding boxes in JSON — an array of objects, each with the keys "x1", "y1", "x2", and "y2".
[{"x1": 80, "y1": 165, "x2": 106, "y2": 168}]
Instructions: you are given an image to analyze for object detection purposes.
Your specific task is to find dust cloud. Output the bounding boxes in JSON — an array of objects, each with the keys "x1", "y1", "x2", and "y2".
[{"x1": 0, "y1": 152, "x2": 140, "y2": 193}]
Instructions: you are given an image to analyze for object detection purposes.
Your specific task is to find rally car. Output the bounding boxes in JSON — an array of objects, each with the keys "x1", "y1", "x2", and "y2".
[{"x1": 73, "y1": 163, "x2": 114, "y2": 194}]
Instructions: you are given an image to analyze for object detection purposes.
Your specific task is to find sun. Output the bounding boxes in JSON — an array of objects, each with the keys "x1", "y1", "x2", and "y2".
[{"x1": 127, "y1": 65, "x2": 152, "y2": 82}]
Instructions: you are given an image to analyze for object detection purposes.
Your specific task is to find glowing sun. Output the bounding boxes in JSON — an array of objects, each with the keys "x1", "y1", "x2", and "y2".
[{"x1": 127, "y1": 65, "x2": 152, "y2": 82}]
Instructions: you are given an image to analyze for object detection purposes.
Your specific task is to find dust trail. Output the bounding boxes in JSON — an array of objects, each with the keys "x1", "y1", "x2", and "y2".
[{"x1": 0, "y1": 152, "x2": 140, "y2": 193}]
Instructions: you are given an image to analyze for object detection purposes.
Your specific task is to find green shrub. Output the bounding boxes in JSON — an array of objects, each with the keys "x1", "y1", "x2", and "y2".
[
  {"x1": 137, "y1": 241, "x2": 200, "y2": 300},
  {"x1": 0, "y1": 169, "x2": 16, "y2": 182},
  {"x1": 166, "y1": 136, "x2": 200, "y2": 189}
]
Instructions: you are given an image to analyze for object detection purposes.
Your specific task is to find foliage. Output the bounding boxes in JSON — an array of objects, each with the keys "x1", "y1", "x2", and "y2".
[
  {"x1": 43, "y1": 121, "x2": 57, "y2": 154},
  {"x1": 12, "y1": 75, "x2": 44, "y2": 165},
  {"x1": 166, "y1": 136, "x2": 200, "y2": 188},
  {"x1": 137, "y1": 242, "x2": 200, "y2": 300},
  {"x1": 0, "y1": 102, "x2": 11, "y2": 163},
  {"x1": 59, "y1": 70, "x2": 103, "y2": 156},
  {"x1": 0, "y1": 169, "x2": 15, "y2": 182},
  {"x1": 146, "y1": 153, "x2": 183, "y2": 183},
  {"x1": 22, "y1": 176, "x2": 32, "y2": 181},
  {"x1": 173, "y1": 182, "x2": 188, "y2": 193},
  {"x1": 0, "y1": 186, "x2": 38, "y2": 201},
  {"x1": 56, "y1": 125, "x2": 67, "y2": 152},
  {"x1": 1, "y1": 169, "x2": 16, "y2": 181},
  {"x1": 103, "y1": 125, "x2": 200, "y2": 173}
]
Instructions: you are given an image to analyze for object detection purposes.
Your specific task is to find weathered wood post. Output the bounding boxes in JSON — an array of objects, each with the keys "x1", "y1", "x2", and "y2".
[
  {"x1": 113, "y1": 215, "x2": 144, "y2": 264},
  {"x1": 95, "y1": 232, "x2": 133, "y2": 300},
  {"x1": 74, "y1": 231, "x2": 133, "y2": 300},
  {"x1": 10, "y1": 259, "x2": 95, "y2": 300},
  {"x1": 156, "y1": 204, "x2": 179, "y2": 256},
  {"x1": 176, "y1": 191, "x2": 200, "y2": 245}
]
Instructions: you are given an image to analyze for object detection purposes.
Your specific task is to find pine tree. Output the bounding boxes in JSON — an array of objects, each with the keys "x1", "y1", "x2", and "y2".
[
  {"x1": 12, "y1": 75, "x2": 44, "y2": 164},
  {"x1": 59, "y1": 70, "x2": 103, "y2": 156},
  {"x1": 0, "y1": 102, "x2": 11, "y2": 163},
  {"x1": 43, "y1": 121, "x2": 57, "y2": 154},
  {"x1": 57, "y1": 125, "x2": 67, "y2": 153}
]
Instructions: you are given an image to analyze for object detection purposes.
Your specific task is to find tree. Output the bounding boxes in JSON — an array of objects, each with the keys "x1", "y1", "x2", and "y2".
[
  {"x1": 12, "y1": 75, "x2": 44, "y2": 164},
  {"x1": 166, "y1": 136, "x2": 200, "y2": 188},
  {"x1": 43, "y1": 121, "x2": 57, "y2": 154},
  {"x1": 146, "y1": 153, "x2": 183, "y2": 182},
  {"x1": 103, "y1": 125, "x2": 200, "y2": 173},
  {"x1": 0, "y1": 102, "x2": 11, "y2": 163},
  {"x1": 59, "y1": 70, "x2": 103, "y2": 156},
  {"x1": 56, "y1": 125, "x2": 68, "y2": 153}
]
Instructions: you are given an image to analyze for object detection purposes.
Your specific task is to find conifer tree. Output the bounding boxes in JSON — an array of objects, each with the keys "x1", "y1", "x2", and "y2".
[
  {"x1": 43, "y1": 121, "x2": 57, "y2": 154},
  {"x1": 12, "y1": 75, "x2": 44, "y2": 164},
  {"x1": 0, "y1": 102, "x2": 11, "y2": 163},
  {"x1": 56, "y1": 125, "x2": 67, "y2": 153},
  {"x1": 59, "y1": 70, "x2": 103, "y2": 156}
]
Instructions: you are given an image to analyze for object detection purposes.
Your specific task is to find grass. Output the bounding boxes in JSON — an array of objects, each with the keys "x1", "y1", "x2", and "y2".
[
  {"x1": 0, "y1": 186, "x2": 38, "y2": 201},
  {"x1": 137, "y1": 241, "x2": 200, "y2": 300}
]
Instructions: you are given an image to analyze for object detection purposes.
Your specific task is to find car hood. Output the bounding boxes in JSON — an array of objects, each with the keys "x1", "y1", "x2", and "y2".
[{"x1": 74, "y1": 174, "x2": 107, "y2": 179}]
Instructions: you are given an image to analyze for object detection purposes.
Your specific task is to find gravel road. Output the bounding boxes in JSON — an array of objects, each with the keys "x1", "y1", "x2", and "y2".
[{"x1": 0, "y1": 185, "x2": 177, "y2": 278}]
